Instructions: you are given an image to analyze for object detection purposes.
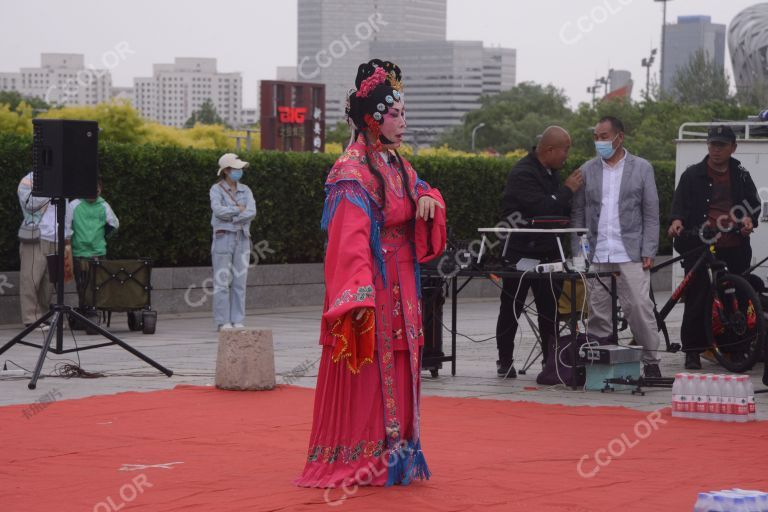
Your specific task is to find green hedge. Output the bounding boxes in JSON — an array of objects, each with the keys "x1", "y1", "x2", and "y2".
[{"x1": 0, "y1": 133, "x2": 675, "y2": 270}]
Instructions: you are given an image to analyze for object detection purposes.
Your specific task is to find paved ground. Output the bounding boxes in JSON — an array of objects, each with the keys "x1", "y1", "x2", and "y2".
[{"x1": 2, "y1": 292, "x2": 767, "y2": 419}]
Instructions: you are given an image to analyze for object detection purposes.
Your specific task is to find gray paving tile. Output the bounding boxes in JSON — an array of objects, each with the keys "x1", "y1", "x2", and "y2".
[{"x1": 1, "y1": 292, "x2": 766, "y2": 420}]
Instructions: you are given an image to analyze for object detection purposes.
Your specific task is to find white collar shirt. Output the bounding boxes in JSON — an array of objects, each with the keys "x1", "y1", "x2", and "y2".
[{"x1": 594, "y1": 150, "x2": 631, "y2": 264}]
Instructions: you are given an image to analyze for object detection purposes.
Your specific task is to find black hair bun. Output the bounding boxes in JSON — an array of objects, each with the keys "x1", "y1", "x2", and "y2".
[{"x1": 354, "y1": 59, "x2": 402, "y2": 89}]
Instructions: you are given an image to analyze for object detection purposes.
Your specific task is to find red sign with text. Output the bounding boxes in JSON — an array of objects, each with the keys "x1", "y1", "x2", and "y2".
[{"x1": 278, "y1": 106, "x2": 307, "y2": 124}]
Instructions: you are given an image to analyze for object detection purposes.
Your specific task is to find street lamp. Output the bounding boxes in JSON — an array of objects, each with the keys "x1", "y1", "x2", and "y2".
[
  {"x1": 655, "y1": 0, "x2": 673, "y2": 95},
  {"x1": 597, "y1": 76, "x2": 608, "y2": 96},
  {"x1": 587, "y1": 84, "x2": 600, "y2": 105},
  {"x1": 641, "y1": 48, "x2": 658, "y2": 100},
  {"x1": 471, "y1": 122, "x2": 486, "y2": 152},
  {"x1": 588, "y1": 77, "x2": 607, "y2": 106}
]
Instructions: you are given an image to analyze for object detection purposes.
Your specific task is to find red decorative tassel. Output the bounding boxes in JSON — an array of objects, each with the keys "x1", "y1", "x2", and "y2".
[{"x1": 364, "y1": 114, "x2": 384, "y2": 151}]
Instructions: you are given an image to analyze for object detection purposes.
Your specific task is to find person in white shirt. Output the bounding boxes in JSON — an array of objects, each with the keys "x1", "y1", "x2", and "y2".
[
  {"x1": 17, "y1": 172, "x2": 72, "y2": 328},
  {"x1": 570, "y1": 116, "x2": 662, "y2": 377}
]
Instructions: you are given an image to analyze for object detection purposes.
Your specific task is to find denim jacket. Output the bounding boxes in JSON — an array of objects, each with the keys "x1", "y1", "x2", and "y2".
[{"x1": 209, "y1": 181, "x2": 256, "y2": 237}]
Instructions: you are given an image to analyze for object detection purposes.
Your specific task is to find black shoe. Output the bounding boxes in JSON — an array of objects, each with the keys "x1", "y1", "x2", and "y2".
[
  {"x1": 496, "y1": 360, "x2": 517, "y2": 379},
  {"x1": 684, "y1": 352, "x2": 702, "y2": 370},
  {"x1": 643, "y1": 364, "x2": 662, "y2": 378}
]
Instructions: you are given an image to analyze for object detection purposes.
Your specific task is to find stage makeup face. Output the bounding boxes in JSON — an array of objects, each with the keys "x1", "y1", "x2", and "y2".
[{"x1": 380, "y1": 99, "x2": 406, "y2": 149}]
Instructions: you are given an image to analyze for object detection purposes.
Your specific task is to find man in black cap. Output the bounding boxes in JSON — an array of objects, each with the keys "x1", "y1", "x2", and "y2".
[{"x1": 668, "y1": 125, "x2": 760, "y2": 369}]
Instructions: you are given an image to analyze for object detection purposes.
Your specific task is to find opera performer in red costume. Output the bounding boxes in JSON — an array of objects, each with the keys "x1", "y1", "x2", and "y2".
[{"x1": 295, "y1": 59, "x2": 446, "y2": 488}]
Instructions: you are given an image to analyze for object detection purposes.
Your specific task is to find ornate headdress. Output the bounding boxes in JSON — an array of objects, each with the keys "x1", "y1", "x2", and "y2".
[{"x1": 345, "y1": 59, "x2": 404, "y2": 150}]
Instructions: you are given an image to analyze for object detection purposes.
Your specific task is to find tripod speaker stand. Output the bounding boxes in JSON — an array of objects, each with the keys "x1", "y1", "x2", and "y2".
[{"x1": 0, "y1": 119, "x2": 172, "y2": 389}]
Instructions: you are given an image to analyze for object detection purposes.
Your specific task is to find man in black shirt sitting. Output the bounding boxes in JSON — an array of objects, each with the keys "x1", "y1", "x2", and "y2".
[{"x1": 495, "y1": 126, "x2": 584, "y2": 378}]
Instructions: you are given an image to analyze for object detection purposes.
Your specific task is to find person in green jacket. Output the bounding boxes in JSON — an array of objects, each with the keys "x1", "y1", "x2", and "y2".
[
  {"x1": 67, "y1": 180, "x2": 120, "y2": 259},
  {"x1": 66, "y1": 181, "x2": 119, "y2": 314}
]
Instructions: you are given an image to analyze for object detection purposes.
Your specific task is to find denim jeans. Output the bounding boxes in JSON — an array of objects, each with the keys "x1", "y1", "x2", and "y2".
[{"x1": 211, "y1": 231, "x2": 251, "y2": 326}]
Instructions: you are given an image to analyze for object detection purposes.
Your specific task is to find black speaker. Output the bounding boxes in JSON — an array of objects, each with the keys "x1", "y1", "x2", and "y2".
[
  {"x1": 32, "y1": 119, "x2": 98, "y2": 198},
  {"x1": 420, "y1": 276, "x2": 445, "y2": 373}
]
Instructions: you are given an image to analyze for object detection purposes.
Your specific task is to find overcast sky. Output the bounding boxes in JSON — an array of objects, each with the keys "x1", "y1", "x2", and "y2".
[{"x1": 0, "y1": 0, "x2": 762, "y2": 108}]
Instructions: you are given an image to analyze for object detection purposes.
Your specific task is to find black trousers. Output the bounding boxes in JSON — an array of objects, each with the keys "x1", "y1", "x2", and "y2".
[
  {"x1": 496, "y1": 253, "x2": 561, "y2": 363},
  {"x1": 680, "y1": 245, "x2": 751, "y2": 352}
]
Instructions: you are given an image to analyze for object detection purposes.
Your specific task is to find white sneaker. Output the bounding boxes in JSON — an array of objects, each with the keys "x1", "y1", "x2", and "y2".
[
  {"x1": 38, "y1": 323, "x2": 51, "y2": 332},
  {"x1": 218, "y1": 323, "x2": 233, "y2": 331},
  {"x1": 232, "y1": 323, "x2": 245, "y2": 328}
]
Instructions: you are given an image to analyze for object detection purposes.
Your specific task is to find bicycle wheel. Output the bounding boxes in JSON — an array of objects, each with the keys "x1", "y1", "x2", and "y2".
[{"x1": 705, "y1": 273, "x2": 765, "y2": 373}]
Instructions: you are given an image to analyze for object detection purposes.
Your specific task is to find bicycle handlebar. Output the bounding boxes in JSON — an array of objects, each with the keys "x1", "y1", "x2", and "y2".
[{"x1": 676, "y1": 223, "x2": 744, "y2": 241}]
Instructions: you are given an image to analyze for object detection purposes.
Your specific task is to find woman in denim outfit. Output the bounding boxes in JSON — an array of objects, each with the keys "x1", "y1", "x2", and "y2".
[{"x1": 209, "y1": 153, "x2": 256, "y2": 331}]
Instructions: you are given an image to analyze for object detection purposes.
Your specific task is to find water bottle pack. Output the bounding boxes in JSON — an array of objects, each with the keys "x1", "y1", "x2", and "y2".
[
  {"x1": 672, "y1": 373, "x2": 756, "y2": 422},
  {"x1": 694, "y1": 489, "x2": 768, "y2": 511}
]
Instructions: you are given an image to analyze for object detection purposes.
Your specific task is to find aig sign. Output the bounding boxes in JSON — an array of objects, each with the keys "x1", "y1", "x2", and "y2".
[
  {"x1": 261, "y1": 80, "x2": 325, "y2": 152},
  {"x1": 278, "y1": 107, "x2": 307, "y2": 124}
]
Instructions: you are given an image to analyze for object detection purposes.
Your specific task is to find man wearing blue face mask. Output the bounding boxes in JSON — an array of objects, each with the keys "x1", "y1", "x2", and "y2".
[
  {"x1": 571, "y1": 116, "x2": 662, "y2": 378},
  {"x1": 209, "y1": 153, "x2": 257, "y2": 331}
]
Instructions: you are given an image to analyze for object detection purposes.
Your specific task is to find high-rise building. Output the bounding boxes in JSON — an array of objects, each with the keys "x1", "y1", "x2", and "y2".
[
  {"x1": 371, "y1": 41, "x2": 516, "y2": 145},
  {"x1": 297, "y1": 0, "x2": 447, "y2": 126},
  {"x1": 661, "y1": 15, "x2": 726, "y2": 93},
  {"x1": 0, "y1": 53, "x2": 112, "y2": 106},
  {"x1": 296, "y1": 0, "x2": 516, "y2": 143},
  {"x1": 133, "y1": 58, "x2": 242, "y2": 128},
  {"x1": 728, "y1": 3, "x2": 768, "y2": 103}
]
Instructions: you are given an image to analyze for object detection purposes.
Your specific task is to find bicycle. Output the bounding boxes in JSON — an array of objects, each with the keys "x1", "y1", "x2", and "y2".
[{"x1": 650, "y1": 226, "x2": 766, "y2": 375}]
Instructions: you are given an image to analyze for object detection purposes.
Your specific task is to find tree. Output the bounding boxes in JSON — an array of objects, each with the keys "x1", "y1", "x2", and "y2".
[
  {"x1": 0, "y1": 91, "x2": 49, "y2": 112},
  {"x1": 0, "y1": 102, "x2": 33, "y2": 135},
  {"x1": 565, "y1": 98, "x2": 643, "y2": 160},
  {"x1": 325, "y1": 120, "x2": 352, "y2": 146},
  {"x1": 438, "y1": 82, "x2": 573, "y2": 152},
  {"x1": 672, "y1": 49, "x2": 732, "y2": 106},
  {"x1": 184, "y1": 99, "x2": 227, "y2": 128},
  {"x1": 39, "y1": 100, "x2": 147, "y2": 144},
  {"x1": 735, "y1": 75, "x2": 768, "y2": 110}
]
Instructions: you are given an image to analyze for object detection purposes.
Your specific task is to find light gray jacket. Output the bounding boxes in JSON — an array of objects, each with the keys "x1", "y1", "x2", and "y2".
[{"x1": 570, "y1": 149, "x2": 659, "y2": 262}]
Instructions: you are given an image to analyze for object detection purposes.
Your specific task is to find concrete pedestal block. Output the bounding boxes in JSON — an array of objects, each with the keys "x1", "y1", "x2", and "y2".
[{"x1": 215, "y1": 328, "x2": 276, "y2": 390}]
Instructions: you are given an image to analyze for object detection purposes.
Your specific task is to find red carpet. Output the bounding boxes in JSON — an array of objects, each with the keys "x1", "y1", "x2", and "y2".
[{"x1": 1, "y1": 385, "x2": 767, "y2": 512}]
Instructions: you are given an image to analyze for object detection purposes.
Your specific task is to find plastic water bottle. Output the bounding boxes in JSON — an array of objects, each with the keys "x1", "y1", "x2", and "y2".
[
  {"x1": 711, "y1": 494, "x2": 728, "y2": 511},
  {"x1": 706, "y1": 374, "x2": 722, "y2": 421},
  {"x1": 742, "y1": 376, "x2": 757, "y2": 422},
  {"x1": 734, "y1": 497, "x2": 750, "y2": 512},
  {"x1": 672, "y1": 373, "x2": 693, "y2": 418},
  {"x1": 580, "y1": 234, "x2": 590, "y2": 268},
  {"x1": 758, "y1": 493, "x2": 768, "y2": 512},
  {"x1": 672, "y1": 373, "x2": 684, "y2": 417},
  {"x1": 721, "y1": 376, "x2": 735, "y2": 423},
  {"x1": 744, "y1": 495, "x2": 761, "y2": 512},
  {"x1": 695, "y1": 492, "x2": 714, "y2": 512},
  {"x1": 694, "y1": 375, "x2": 709, "y2": 420},
  {"x1": 734, "y1": 376, "x2": 750, "y2": 423},
  {"x1": 682, "y1": 374, "x2": 696, "y2": 419}
]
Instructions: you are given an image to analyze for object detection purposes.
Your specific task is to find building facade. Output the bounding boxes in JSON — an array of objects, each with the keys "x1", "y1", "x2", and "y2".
[
  {"x1": 370, "y1": 41, "x2": 516, "y2": 145},
  {"x1": 296, "y1": 0, "x2": 448, "y2": 126},
  {"x1": 661, "y1": 15, "x2": 726, "y2": 93},
  {"x1": 133, "y1": 58, "x2": 242, "y2": 128},
  {"x1": 0, "y1": 53, "x2": 111, "y2": 106},
  {"x1": 729, "y1": 3, "x2": 768, "y2": 103}
]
